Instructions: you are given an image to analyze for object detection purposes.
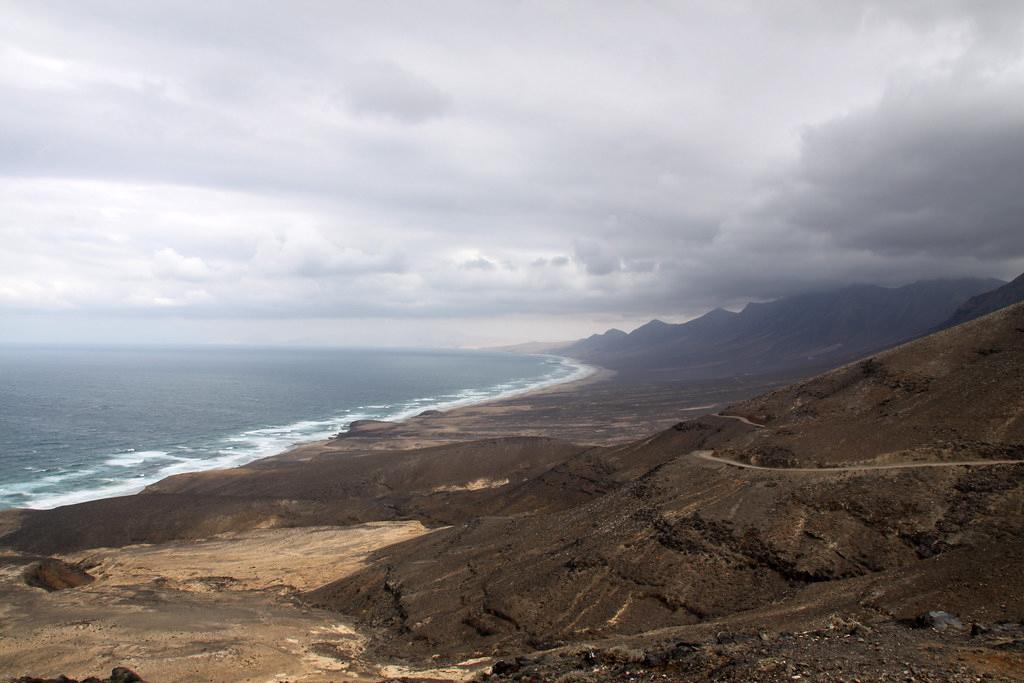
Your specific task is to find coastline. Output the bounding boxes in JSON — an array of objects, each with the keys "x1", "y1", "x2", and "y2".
[
  {"x1": 259, "y1": 356, "x2": 613, "y2": 462},
  {"x1": 178, "y1": 358, "x2": 614, "y2": 471},
  {"x1": 0, "y1": 347, "x2": 912, "y2": 683},
  {"x1": 5, "y1": 353, "x2": 600, "y2": 511}
]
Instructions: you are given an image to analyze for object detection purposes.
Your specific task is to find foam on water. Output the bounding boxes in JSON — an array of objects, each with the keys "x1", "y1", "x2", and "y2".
[
  {"x1": 1, "y1": 354, "x2": 594, "y2": 510},
  {"x1": 104, "y1": 450, "x2": 175, "y2": 467},
  {"x1": 25, "y1": 478, "x2": 152, "y2": 510}
]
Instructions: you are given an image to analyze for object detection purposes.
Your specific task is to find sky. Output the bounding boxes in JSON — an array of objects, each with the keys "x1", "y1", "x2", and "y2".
[{"x1": 2, "y1": 1, "x2": 1023, "y2": 347}]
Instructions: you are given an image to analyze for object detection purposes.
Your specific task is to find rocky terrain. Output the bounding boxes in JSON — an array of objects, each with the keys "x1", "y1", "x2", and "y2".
[
  {"x1": 476, "y1": 618, "x2": 1024, "y2": 683},
  {"x1": 13, "y1": 669, "x2": 145, "y2": 683},
  {"x1": 1, "y1": 302, "x2": 1022, "y2": 682},
  {"x1": 311, "y1": 302, "x2": 1024, "y2": 678}
]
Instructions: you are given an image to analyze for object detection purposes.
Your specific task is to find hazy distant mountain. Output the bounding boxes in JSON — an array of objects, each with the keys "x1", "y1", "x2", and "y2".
[
  {"x1": 563, "y1": 327, "x2": 627, "y2": 354},
  {"x1": 562, "y1": 277, "x2": 1004, "y2": 380},
  {"x1": 941, "y1": 271, "x2": 1024, "y2": 329}
]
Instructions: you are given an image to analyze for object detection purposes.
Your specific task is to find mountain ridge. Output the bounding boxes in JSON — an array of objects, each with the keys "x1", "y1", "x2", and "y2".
[
  {"x1": 559, "y1": 277, "x2": 1003, "y2": 380},
  {"x1": 941, "y1": 271, "x2": 1024, "y2": 329}
]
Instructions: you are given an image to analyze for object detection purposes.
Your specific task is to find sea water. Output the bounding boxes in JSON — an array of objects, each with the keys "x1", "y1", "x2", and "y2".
[{"x1": 0, "y1": 346, "x2": 590, "y2": 510}]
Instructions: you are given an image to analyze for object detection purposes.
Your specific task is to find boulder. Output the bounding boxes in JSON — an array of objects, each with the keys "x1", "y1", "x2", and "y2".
[
  {"x1": 916, "y1": 610, "x2": 963, "y2": 630},
  {"x1": 23, "y1": 558, "x2": 94, "y2": 591}
]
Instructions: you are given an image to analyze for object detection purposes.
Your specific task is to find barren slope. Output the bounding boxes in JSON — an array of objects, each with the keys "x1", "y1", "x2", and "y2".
[
  {"x1": 943, "y1": 270, "x2": 1024, "y2": 328},
  {"x1": 723, "y1": 301, "x2": 1024, "y2": 466},
  {"x1": 308, "y1": 304, "x2": 1024, "y2": 668},
  {"x1": 0, "y1": 437, "x2": 590, "y2": 554}
]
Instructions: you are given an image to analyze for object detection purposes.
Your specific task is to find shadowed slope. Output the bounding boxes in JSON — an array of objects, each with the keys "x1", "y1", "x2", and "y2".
[
  {"x1": 0, "y1": 437, "x2": 590, "y2": 554},
  {"x1": 308, "y1": 304, "x2": 1024, "y2": 661},
  {"x1": 942, "y1": 270, "x2": 1024, "y2": 329},
  {"x1": 563, "y1": 278, "x2": 1001, "y2": 380},
  {"x1": 724, "y1": 301, "x2": 1024, "y2": 466}
]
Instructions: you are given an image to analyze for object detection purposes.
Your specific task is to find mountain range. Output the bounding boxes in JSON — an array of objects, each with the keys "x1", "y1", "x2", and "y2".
[{"x1": 558, "y1": 277, "x2": 1007, "y2": 380}]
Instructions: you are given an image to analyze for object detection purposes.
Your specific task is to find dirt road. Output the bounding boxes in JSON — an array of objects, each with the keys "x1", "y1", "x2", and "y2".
[{"x1": 691, "y1": 449, "x2": 1023, "y2": 472}]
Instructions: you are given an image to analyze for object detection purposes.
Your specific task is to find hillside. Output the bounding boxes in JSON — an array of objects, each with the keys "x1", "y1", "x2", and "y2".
[
  {"x1": 942, "y1": 271, "x2": 1024, "y2": 328},
  {"x1": 307, "y1": 302, "x2": 1024, "y2": 677},
  {"x1": 0, "y1": 437, "x2": 592, "y2": 554},
  {"x1": 723, "y1": 301, "x2": 1024, "y2": 466},
  {"x1": 2, "y1": 302, "x2": 1021, "y2": 682},
  {"x1": 561, "y1": 278, "x2": 1003, "y2": 380}
]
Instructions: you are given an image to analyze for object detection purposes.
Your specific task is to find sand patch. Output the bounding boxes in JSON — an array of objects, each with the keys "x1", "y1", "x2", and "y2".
[
  {"x1": 432, "y1": 477, "x2": 510, "y2": 493},
  {"x1": 71, "y1": 521, "x2": 429, "y2": 593},
  {"x1": 0, "y1": 522, "x2": 434, "y2": 682},
  {"x1": 377, "y1": 661, "x2": 489, "y2": 681}
]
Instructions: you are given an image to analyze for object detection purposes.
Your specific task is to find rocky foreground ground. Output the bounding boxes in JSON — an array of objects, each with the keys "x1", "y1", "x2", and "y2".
[
  {"x1": 476, "y1": 619, "x2": 1024, "y2": 683},
  {"x1": 13, "y1": 668, "x2": 144, "y2": 683}
]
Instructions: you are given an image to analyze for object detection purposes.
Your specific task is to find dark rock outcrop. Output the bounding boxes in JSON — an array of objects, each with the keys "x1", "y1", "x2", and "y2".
[
  {"x1": 13, "y1": 667, "x2": 144, "y2": 683},
  {"x1": 23, "y1": 558, "x2": 94, "y2": 591}
]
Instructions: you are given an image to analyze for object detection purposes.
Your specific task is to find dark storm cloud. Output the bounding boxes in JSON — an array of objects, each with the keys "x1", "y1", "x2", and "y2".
[
  {"x1": 1, "y1": 1, "x2": 1023, "y2": 345},
  {"x1": 772, "y1": 78, "x2": 1024, "y2": 259}
]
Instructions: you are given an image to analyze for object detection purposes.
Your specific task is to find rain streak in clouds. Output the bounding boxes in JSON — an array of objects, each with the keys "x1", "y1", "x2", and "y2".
[{"x1": 2, "y1": 1, "x2": 1023, "y2": 346}]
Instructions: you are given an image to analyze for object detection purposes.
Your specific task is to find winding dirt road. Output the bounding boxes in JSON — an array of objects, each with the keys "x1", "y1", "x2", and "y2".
[
  {"x1": 713, "y1": 413, "x2": 766, "y2": 428},
  {"x1": 691, "y1": 449, "x2": 1024, "y2": 473},
  {"x1": 701, "y1": 414, "x2": 1022, "y2": 471}
]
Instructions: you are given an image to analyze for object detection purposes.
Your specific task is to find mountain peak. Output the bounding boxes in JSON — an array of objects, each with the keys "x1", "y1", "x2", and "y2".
[
  {"x1": 702, "y1": 307, "x2": 737, "y2": 320},
  {"x1": 590, "y1": 328, "x2": 627, "y2": 340},
  {"x1": 561, "y1": 276, "x2": 1006, "y2": 380}
]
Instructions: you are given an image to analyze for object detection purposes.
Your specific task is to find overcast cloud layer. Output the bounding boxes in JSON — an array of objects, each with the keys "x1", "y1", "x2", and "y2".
[{"x1": 2, "y1": 1, "x2": 1023, "y2": 346}]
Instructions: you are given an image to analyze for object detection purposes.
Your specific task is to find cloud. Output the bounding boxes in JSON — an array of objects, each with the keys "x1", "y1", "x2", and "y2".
[
  {"x1": 769, "y1": 75, "x2": 1024, "y2": 260},
  {"x1": 1, "y1": 1, "x2": 1023, "y2": 344},
  {"x1": 342, "y1": 60, "x2": 452, "y2": 124},
  {"x1": 250, "y1": 229, "x2": 406, "y2": 278},
  {"x1": 153, "y1": 247, "x2": 212, "y2": 281},
  {"x1": 572, "y1": 239, "x2": 620, "y2": 276},
  {"x1": 530, "y1": 255, "x2": 570, "y2": 268},
  {"x1": 461, "y1": 256, "x2": 497, "y2": 271},
  {"x1": 125, "y1": 286, "x2": 211, "y2": 308}
]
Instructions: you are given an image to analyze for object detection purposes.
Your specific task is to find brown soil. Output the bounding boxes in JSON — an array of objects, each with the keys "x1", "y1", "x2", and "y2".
[
  {"x1": 2, "y1": 303, "x2": 1022, "y2": 682},
  {"x1": 0, "y1": 523, "x2": 470, "y2": 682}
]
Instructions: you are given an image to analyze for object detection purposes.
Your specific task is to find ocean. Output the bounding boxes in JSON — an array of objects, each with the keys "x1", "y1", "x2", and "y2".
[{"x1": 0, "y1": 346, "x2": 590, "y2": 510}]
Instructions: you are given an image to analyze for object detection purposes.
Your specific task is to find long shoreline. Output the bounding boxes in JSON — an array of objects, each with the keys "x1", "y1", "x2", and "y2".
[
  {"x1": 8, "y1": 354, "x2": 603, "y2": 511},
  {"x1": 371, "y1": 353, "x2": 600, "y2": 423},
  {"x1": 218, "y1": 357, "x2": 612, "y2": 466}
]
